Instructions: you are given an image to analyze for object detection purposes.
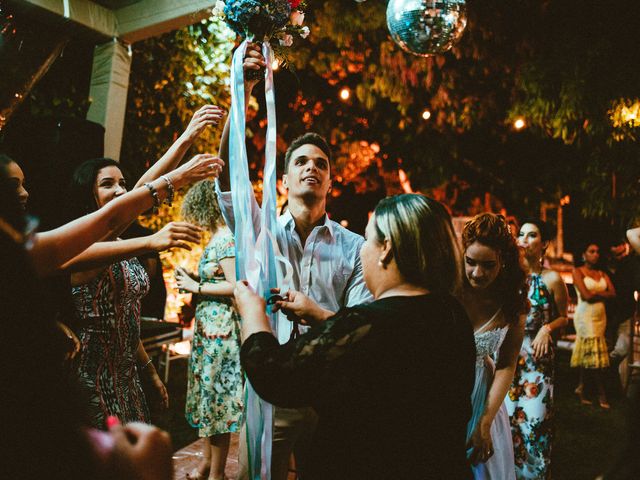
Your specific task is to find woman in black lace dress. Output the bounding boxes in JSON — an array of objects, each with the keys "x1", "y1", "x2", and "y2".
[{"x1": 234, "y1": 194, "x2": 476, "y2": 480}]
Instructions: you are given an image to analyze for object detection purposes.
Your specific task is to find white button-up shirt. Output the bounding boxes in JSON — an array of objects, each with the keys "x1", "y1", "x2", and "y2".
[{"x1": 217, "y1": 189, "x2": 373, "y2": 344}]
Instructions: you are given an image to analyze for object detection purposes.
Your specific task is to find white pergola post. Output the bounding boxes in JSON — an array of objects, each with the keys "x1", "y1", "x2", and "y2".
[{"x1": 86, "y1": 40, "x2": 132, "y2": 160}]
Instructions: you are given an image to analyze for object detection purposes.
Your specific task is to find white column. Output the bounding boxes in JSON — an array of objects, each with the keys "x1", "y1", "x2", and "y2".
[{"x1": 86, "y1": 40, "x2": 131, "y2": 160}]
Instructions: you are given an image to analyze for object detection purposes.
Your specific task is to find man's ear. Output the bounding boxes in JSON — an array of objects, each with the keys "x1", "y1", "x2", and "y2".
[{"x1": 282, "y1": 174, "x2": 288, "y2": 190}]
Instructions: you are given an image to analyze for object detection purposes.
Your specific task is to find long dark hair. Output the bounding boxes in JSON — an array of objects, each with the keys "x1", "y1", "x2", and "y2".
[
  {"x1": 463, "y1": 213, "x2": 529, "y2": 322},
  {"x1": 69, "y1": 157, "x2": 122, "y2": 218}
]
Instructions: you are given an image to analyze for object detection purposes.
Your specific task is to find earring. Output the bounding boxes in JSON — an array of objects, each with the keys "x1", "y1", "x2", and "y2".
[{"x1": 378, "y1": 257, "x2": 386, "y2": 268}]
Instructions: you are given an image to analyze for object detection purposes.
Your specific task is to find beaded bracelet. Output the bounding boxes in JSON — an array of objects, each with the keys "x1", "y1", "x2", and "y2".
[
  {"x1": 160, "y1": 175, "x2": 174, "y2": 206},
  {"x1": 144, "y1": 182, "x2": 160, "y2": 213}
]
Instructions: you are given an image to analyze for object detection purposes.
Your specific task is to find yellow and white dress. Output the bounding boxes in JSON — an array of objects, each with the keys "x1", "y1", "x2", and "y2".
[{"x1": 571, "y1": 275, "x2": 610, "y2": 369}]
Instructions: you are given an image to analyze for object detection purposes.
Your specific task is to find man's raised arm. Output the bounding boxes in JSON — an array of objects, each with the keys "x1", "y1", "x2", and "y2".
[{"x1": 217, "y1": 43, "x2": 266, "y2": 192}]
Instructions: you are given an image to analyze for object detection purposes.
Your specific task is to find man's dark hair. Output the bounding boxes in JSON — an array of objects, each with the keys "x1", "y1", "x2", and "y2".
[{"x1": 283, "y1": 132, "x2": 332, "y2": 173}]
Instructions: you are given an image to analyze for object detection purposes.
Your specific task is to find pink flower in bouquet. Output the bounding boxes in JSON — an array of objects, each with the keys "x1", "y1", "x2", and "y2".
[
  {"x1": 290, "y1": 10, "x2": 305, "y2": 26},
  {"x1": 279, "y1": 34, "x2": 294, "y2": 47}
]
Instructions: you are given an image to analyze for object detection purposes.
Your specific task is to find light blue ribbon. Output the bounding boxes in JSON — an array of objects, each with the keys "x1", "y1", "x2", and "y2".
[{"x1": 229, "y1": 39, "x2": 285, "y2": 480}]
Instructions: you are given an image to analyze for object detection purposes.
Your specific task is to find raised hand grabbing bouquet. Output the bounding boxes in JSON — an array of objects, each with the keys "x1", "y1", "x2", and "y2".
[{"x1": 214, "y1": 0, "x2": 309, "y2": 78}]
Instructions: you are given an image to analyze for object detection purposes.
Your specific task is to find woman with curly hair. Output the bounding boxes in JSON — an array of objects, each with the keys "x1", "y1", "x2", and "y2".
[
  {"x1": 506, "y1": 219, "x2": 569, "y2": 479},
  {"x1": 460, "y1": 213, "x2": 528, "y2": 479},
  {"x1": 175, "y1": 179, "x2": 243, "y2": 480}
]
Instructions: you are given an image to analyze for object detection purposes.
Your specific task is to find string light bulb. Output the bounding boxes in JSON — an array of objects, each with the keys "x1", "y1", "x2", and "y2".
[
  {"x1": 513, "y1": 117, "x2": 526, "y2": 130},
  {"x1": 421, "y1": 109, "x2": 431, "y2": 120},
  {"x1": 339, "y1": 87, "x2": 351, "y2": 101}
]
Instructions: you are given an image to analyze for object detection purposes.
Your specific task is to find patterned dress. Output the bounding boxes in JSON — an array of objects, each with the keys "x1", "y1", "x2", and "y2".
[
  {"x1": 72, "y1": 258, "x2": 150, "y2": 429},
  {"x1": 185, "y1": 233, "x2": 243, "y2": 436},
  {"x1": 571, "y1": 275, "x2": 610, "y2": 369},
  {"x1": 505, "y1": 273, "x2": 555, "y2": 479}
]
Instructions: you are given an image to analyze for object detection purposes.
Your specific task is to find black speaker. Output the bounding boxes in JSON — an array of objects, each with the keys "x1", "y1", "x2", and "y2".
[{"x1": 1, "y1": 115, "x2": 104, "y2": 229}]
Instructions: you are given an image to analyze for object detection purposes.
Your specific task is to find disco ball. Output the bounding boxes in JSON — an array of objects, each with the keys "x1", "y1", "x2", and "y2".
[{"x1": 386, "y1": 0, "x2": 467, "y2": 57}]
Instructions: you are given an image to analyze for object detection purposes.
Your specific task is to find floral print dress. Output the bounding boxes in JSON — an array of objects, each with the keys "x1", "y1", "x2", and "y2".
[
  {"x1": 505, "y1": 273, "x2": 555, "y2": 479},
  {"x1": 185, "y1": 232, "x2": 243, "y2": 436}
]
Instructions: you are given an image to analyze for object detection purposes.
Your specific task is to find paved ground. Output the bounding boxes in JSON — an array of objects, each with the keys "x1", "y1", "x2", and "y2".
[{"x1": 155, "y1": 349, "x2": 632, "y2": 480}]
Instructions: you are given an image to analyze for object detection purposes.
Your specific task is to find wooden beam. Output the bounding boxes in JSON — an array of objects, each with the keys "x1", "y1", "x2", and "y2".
[
  {"x1": 116, "y1": 0, "x2": 216, "y2": 43},
  {"x1": 9, "y1": 0, "x2": 117, "y2": 39}
]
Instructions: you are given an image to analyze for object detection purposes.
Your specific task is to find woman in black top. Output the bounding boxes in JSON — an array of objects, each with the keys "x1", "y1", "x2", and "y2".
[{"x1": 234, "y1": 194, "x2": 476, "y2": 480}]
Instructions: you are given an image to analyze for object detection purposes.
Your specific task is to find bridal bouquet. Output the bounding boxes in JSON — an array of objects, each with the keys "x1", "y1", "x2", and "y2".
[{"x1": 213, "y1": 0, "x2": 309, "y2": 46}]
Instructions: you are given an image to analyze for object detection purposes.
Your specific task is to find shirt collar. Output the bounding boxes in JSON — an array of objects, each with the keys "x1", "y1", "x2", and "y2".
[{"x1": 281, "y1": 210, "x2": 334, "y2": 238}]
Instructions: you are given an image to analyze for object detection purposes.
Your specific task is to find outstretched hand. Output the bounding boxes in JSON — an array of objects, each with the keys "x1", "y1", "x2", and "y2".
[
  {"x1": 183, "y1": 105, "x2": 226, "y2": 142},
  {"x1": 168, "y1": 153, "x2": 224, "y2": 188},
  {"x1": 148, "y1": 222, "x2": 202, "y2": 252}
]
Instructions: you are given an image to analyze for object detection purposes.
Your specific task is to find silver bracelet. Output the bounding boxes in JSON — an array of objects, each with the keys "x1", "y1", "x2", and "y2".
[
  {"x1": 160, "y1": 175, "x2": 175, "y2": 206},
  {"x1": 143, "y1": 183, "x2": 160, "y2": 213}
]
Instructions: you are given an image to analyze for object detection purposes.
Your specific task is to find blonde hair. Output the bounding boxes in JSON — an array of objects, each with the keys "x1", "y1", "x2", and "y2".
[
  {"x1": 181, "y1": 180, "x2": 225, "y2": 230},
  {"x1": 373, "y1": 194, "x2": 462, "y2": 295}
]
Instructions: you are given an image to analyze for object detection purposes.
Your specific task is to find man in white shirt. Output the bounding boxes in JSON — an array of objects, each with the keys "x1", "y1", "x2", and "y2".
[{"x1": 216, "y1": 43, "x2": 372, "y2": 480}]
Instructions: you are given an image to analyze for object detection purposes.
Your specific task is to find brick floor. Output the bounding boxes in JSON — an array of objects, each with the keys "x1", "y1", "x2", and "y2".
[{"x1": 172, "y1": 434, "x2": 296, "y2": 480}]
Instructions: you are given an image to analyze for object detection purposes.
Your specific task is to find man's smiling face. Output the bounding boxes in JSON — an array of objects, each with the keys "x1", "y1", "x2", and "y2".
[{"x1": 282, "y1": 143, "x2": 331, "y2": 202}]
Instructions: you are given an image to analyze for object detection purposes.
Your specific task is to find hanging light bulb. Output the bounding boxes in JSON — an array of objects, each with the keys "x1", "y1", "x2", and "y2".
[{"x1": 513, "y1": 117, "x2": 526, "y2": 130}]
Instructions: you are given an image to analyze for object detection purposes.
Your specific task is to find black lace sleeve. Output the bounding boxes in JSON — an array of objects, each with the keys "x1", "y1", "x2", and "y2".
[{"x1": 240, "y1": 307, "x2": 373, "y2": 408}]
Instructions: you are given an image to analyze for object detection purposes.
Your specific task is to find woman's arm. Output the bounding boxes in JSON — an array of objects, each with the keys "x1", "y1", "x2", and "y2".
[
  {"x1": 272, "y1": 289, "x2": 334, "y2": 326},
  {"x1": 136, "y1": 342, "x2": 168, "y2": 409},
  {"x1": 627, "y1": 227, "x2": 640, "y2": 254},
  {"x1": 531, "y1": 269, "x2": 569, "y2": 359},
  {"x1": 217, "y1": 43, "x2": 265, "y2": 191},
  {"x1": 175, "y1": 257, "x2": 236, "y2": 297},
  {"x1": 30, "y1": 154, "x2": 223, "y2": 277},
  {"x1": 543, "y1": 269, "x2": 569, "y2": 330},
  {"x1": 134, "y1": 105, "x2": 224, "y2": 189},
  {"x1": 572, "y1": 267, "x2": 598, "y2": 302},
  {"x1": 59, "y1": 222, "x2": 201, "y2": 272},
  {"x1": 468, "y1": 315, "x2": 525, "y2": 464},
  {"x1": 600, "y1": 272, "x2": 617, "y2": 299},
  {"x1": 572, "y1": 267, "x2": 615, "y2": 302},
  {"x1": 235, "y1": 281, "x2": 372, "y2": 408}
]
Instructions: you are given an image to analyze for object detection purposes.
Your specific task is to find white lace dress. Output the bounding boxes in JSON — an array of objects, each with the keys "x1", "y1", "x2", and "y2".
[{"x1": 466, "y1": 313, "x2": 516, "y2": 480}]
